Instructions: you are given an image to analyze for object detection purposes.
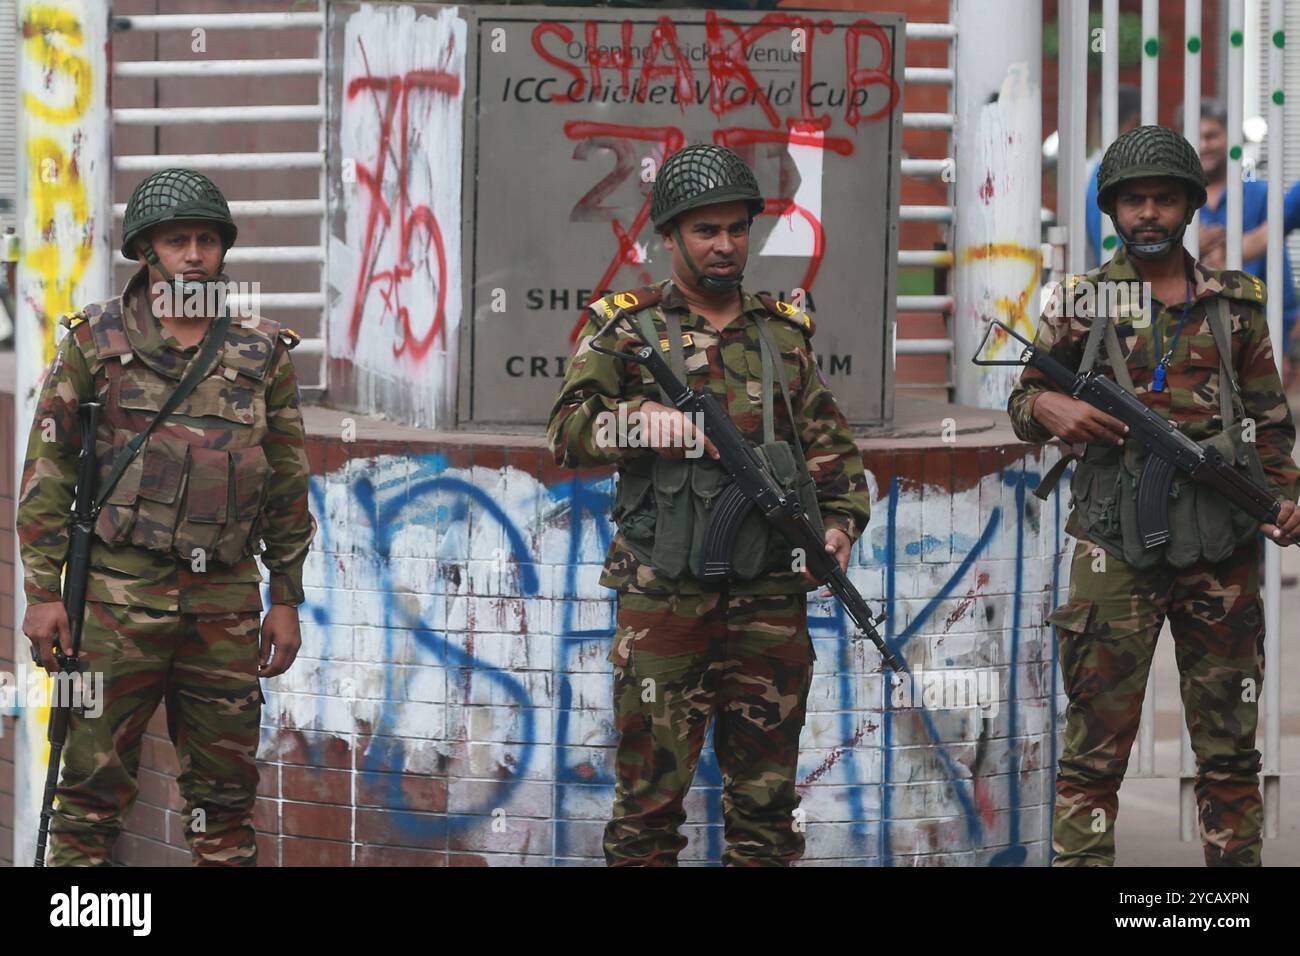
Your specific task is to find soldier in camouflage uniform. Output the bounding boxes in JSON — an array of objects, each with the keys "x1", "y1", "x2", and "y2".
[
  {"x1": 1007, "y1": 127, "x2": 1300, "y2": 866},
  {"x1": 19, "y1": 168, "x2": 317, "y2": 866},
  {"x1": 547, "y1": 145, "x2": 872, "y2": 866}
]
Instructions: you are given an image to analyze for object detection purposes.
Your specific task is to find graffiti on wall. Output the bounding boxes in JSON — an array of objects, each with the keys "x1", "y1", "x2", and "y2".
[
  {"x1": 464, "y1": 9, "x2": 903, "y2": 425},
  {"x1": 529, "y1": 12, "x2": 901, "y2": 343},
  {"x1": 19, "y1": 1, "x2": 103, "y2": 365},
  {"x1": 332, "y1": 4, "x2": 466, "y2": 428},
  {"x1": 272, "y1": 447, "x2": 1067, "y2": 864}
]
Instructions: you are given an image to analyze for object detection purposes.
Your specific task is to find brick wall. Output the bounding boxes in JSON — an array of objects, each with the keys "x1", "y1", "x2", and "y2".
[
  {"x1": 3, "y1": 383, "x2": 1070, "y2": 865},
  {"x1": 100, "y1": 405, "x2": 1066, "y2": 866}
]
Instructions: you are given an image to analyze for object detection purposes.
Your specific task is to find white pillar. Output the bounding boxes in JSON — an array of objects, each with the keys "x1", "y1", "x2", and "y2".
[
  {"x1": 13, "y1": 0, "x2": 112, "y2": 865},
  {"x1": 953, "y1": 0, "x2": 1043, "y2": 408},
  {"x1": 1226, "y1": 0, "x2": 1245, "y2": 270},
  {"x1": 1183, "y1": 0, "x2": 1203, "y2": 258},
  {"x1": 1141, "y1": 0, "x2": 1160, "y2": 126}
]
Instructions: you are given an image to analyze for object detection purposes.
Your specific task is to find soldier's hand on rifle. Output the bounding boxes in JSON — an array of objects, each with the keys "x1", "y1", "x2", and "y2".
[
  {"x1": 22, "y1": 601, "x2": 74, "y2": 673},
  {"x1": 1261, "y1": 499, "x2": 1300, "y2": 547},
  {"x1": 1031, "y1": 391, "x2": 1130, "y2": 446},
  {"x1": 639, "y1": 400, "x2": 721, "y2": 461},
  {"x1": 259, "y1": 604, "x2": 302, "y2": 678},
  {"x1": 803, "y1": 528, "x2": 852, "y2": 591}
]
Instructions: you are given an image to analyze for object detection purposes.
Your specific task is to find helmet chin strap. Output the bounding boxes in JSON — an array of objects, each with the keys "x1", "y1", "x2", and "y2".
[
  {"x1": 1110, "y1": 213, "x2": 1192, "y2": 260},
  {"x1": 672, "y1": 225, "x2": 744, "y2": 292}
]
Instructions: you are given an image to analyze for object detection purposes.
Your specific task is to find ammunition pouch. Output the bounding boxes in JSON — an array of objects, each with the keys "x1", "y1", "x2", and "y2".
[
  {"x1": 612, "y1": 440, "x2": 824, "y2": 582},
  {"x1": 82, "y1": 291, "x2": 281, "y2": 569},
  {"x1": 1067, "y1": 293, "x2": 1265, "y2": 569},
  {"x1": 94, "y1": 431, "x2": 273, "y2": 566},
  {"x1": 1070, "y1": 423, "x2": 1265, "y2": 569}
]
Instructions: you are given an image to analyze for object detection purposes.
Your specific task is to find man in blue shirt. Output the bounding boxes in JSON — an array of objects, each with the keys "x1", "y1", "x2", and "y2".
[{"x1": 1187, "y1": 99, "x2": 1298, "y2": 382}]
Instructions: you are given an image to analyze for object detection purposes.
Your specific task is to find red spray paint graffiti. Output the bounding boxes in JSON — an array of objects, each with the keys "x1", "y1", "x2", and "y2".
[
  {"x1": 528, "y1": 13, "x2": 900, "y2": 340},
  {"x1": 346, "y1": 38, "x2": 460, "y2": 360}
]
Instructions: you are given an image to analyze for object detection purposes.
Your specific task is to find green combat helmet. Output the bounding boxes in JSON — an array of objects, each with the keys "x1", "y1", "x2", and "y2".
[
  {"x1": 120, "y1": 167, "x2": 238, "y2": 281},
  {"x1": 651, "y1": 144, "x2": 765, "y2": 292},
  {"x1": 1096, "y1": 124, "x2": 1207, "y2": 259}
]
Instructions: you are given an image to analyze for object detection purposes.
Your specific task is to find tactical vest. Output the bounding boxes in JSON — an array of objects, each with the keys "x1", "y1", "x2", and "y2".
[
  {"x1": 70, "y1": 294, "x2": 288, "y2": 568},
  {"x1": 604, "y1": 287, "x2": 825, "y2": 583},
  {"x1": 1056, "y1": 295, "x2": 1267, "y2": 569}
]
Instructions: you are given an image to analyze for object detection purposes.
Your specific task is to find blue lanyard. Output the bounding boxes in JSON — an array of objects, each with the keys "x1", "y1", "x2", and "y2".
[{"x1": 1152, "y1": 280, "x2": 1194, "y2": 393}]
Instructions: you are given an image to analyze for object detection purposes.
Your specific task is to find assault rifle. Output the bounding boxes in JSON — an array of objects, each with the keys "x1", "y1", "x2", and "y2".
[
  {"x1": 972, "y1": 319, "x2": 1294, "y2": 549},
  {"x1": 33, "y1": 401, "x2": 101, "y2": 867},
  {"x1": 589, "y1": 309, "x2": 901, "y2": 671}
]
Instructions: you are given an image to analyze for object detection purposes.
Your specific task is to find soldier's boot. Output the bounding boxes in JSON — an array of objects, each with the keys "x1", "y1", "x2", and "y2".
[
  {"x1": 48, "y1": 604, "x2": 170, "y2": 866},
  {"x1": 167, "y1": 611, "x2": 262, "y2": 866},
  {"x1": 714, "y1": 651, "x2": 813, "y2": 867}
]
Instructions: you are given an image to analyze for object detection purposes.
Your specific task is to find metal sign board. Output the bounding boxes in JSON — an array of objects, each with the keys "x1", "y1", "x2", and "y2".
[{"x1": 460, "y1": 5, "x2": 903, "y2": 426}]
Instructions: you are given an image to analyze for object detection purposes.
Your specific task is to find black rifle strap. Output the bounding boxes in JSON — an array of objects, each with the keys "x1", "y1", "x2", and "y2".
[
  {"x1": 1034, "y1": 448, "x2": 1079, "y2": 501},
  {"x1": 93, "y1": 312, "x2": 232, "y2": 513}
]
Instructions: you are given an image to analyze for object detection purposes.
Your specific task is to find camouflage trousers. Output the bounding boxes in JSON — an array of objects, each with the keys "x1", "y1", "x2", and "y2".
[
  {"x1": 604, "y1": 585, "x2": 814, "y2": 867},
  {"x1": 48, "y1": 601, "x2": 263, "y2": 866},
  {"x1": 1047, "y1": 539, "x2": 1265, "y2": 866}
]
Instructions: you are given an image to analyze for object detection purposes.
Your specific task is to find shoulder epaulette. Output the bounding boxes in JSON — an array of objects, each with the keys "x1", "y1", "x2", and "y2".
[
  {"x1": 1062, "y1": 269, "x2": 1106, "y2": 298},
  {"x1": 757, "y1": 293, "x2": 815, "y2": 336},
  {"x1": 589, "y1": 286, "x2": 663, "y2": 320},
  {"x1": 221, "y1": 314, "x2": 281, "y2": 381},
  {"x1": 278, "y1": 327, "x2": 301, "y2": 350},
  {"x1": 59, "y1": 310, "x2": 86, "y2": 330},
  {"x1": 1219, "y1": 270, "x2": 1267, "y2": 306}
]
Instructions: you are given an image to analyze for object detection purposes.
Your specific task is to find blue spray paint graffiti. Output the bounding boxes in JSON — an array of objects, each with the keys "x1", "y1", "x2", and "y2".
[{"x1": 289, "y1": 450, "x2": 1064, "y2": 863}]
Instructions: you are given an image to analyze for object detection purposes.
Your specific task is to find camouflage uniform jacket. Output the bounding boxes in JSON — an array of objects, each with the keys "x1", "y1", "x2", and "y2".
[
  {"x1": 18, "y1": 265, "x2": 317, "y2": 614},
  {"x1": 1008, "y1": 244, "x2": 1300, "y2": 541},
  {"x1": 547, "y1": 278, "x2": 872, "y2": 595}
]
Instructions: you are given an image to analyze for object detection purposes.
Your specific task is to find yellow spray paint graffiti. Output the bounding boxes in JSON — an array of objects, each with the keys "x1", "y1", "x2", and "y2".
[
  {"x1": 22, "y1": 3, "x2": 95, "y2": 364},
  {"x1": 21, "y1": 6, "x2": 92, "y2": 123},
  {"x1": 15, "y1": 1, "x2": 105, "y2": 860},
  {"x1": 961, "y1": 242, "x2": 1043, "y2": 348}
]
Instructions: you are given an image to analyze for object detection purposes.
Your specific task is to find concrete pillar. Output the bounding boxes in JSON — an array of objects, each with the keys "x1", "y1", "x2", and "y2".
[
  {"x1": 13, "y1": 0, "x2": 112, "y2": 865},
  {"x1": 952, "y1": 0, "x2": 1043, "y2": 409}
]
